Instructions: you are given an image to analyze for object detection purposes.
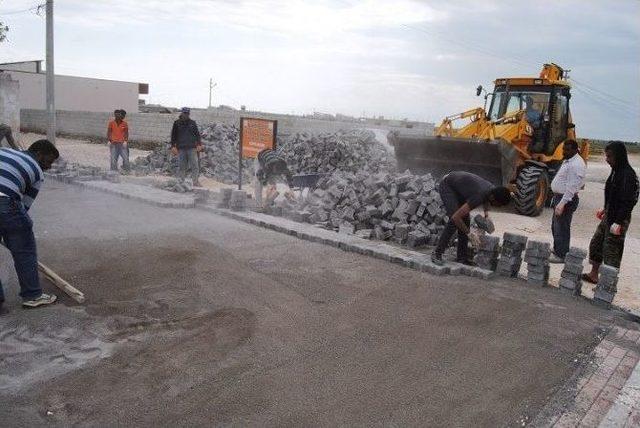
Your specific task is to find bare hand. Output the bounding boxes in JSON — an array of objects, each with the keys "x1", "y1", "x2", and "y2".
[
  {"x1": 596, "y1": 209, "x2": 605, "y2": 220},
  {"x1": 554, "y1": 203, "x2": 565, "y2": 216},
  {"x1": 610, "y1": 223, "x2": 623, "y2": 236},
  {"x1": 170, "y1": 146, "x2": 178, "y2": 156},
  {"x1": 468, "y1": 231, "x2": 481, "y2": 249}
]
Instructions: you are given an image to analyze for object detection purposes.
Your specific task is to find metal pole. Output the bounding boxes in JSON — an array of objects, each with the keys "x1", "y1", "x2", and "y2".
[
  {"x1": 209, "y1": 78, "x2": 212, "y2": 108},
  {"x1": 46, "y1": 0, "x2": 55, "y2": 144}
]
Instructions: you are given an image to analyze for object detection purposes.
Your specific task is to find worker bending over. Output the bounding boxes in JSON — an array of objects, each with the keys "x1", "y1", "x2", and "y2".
[
  {"x1": 255, "y1": 148, "x2": 294, "y2": 208},
  {"x1": 432, "y1": 171, "x2": 511, "y2": 266},
  {"x1": 0, "y1": 140, "x2": 59, "y2": 309}
]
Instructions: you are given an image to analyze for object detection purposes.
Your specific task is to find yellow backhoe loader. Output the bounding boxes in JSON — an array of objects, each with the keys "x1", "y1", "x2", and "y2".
[{"x1": 391, "y1": 63, "x2": 589, "y2": 216}]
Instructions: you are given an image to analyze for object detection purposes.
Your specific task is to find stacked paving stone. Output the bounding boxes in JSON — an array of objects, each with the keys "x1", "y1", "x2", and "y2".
[
  {"x1": 496, "y1": 233, "x2": 528, "y2": 277},
  {"x1": 558, "y1": 247, "x2": 587, "y2": 295},
  {"x1": 46, "y1": 158, "x2": 106, "y2": 182},
  {"x1": 216, "y1": 188, "x2": 233, "y2": 208},
  {"x1": 475, "y1": 235, "x2": 500, "y2": 271},
  {"x1": 593, "y1": 264, "x2": 619, "y2": 305},
  {"x1": 229, "y1": 189, "x2": 247, "y2": 211},
  {"x1": 277, "y1": 129, "x2": 395, "y2": 174},
  {"x1": 524, "y1": 241, "x2": 551, "y2": 286},
  {"x1": 273, "y1": 169, "x2": 447, "y2": 250}
]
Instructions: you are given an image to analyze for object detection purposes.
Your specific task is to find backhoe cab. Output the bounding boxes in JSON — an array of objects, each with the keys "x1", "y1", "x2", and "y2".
[{"x1": 391, "y1": 63, "x2": 589, "y2": 216}]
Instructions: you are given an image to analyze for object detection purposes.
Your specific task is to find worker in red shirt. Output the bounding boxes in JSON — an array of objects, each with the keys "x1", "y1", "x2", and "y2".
[{"x1": 107, "y1": 109, "x2": 129, "y2": 172}]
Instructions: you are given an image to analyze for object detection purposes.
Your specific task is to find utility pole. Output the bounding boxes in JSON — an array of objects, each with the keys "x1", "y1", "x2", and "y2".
[
  {"x1": 208, "y1": 78, "x2": 217, "y2": 108},
  {"x1": 46, "y1": 0, "x2": 55, "y2": 144}
]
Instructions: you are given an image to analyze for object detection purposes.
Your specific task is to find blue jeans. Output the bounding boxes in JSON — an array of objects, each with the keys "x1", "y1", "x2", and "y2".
[
  {"x1": 0, "y1": 198, "x2": 42, "y2": 302},
  {"x1": 551, "y1": 194, "x2": 579, "y2": 258},
  {"x1": 110, "y1": 143, "x2": 130, "y2": 171}
]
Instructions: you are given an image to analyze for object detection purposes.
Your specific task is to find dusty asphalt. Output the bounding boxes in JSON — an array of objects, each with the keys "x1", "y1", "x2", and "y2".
[{"x1": 0, "y1": 181, "x2": 630, "y2": 426}]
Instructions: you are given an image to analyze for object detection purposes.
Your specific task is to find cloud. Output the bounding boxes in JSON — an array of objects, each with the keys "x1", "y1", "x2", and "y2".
[{"x1": 1, "y1": 0, "x2": 638, "y2": 140}]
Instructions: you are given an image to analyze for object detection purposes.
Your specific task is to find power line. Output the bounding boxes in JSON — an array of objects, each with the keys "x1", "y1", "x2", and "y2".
[{"x1": 0, "y1": 2, "x2": 45, "y2": 16}]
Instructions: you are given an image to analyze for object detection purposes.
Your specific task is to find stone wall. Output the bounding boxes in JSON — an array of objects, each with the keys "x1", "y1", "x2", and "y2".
[
  {"x1": 20, "y1": 108, "x2": 433, "y2": 144},
  {"x1": 0, "y1": 74, "x2": 20, "y2": 140}
]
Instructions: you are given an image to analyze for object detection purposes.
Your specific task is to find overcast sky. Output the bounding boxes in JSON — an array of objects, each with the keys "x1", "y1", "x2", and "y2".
[{"x1": 1, "y1": 0, "x2": 639, "y2": 140}]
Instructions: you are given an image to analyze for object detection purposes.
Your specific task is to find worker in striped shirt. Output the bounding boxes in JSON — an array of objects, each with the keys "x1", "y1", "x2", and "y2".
[{"x1": 0, "y1": 139, "x2": 59, "y2": 309}]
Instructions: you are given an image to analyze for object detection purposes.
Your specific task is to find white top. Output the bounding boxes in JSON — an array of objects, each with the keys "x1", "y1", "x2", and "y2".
[{"x1": 550, "y1": 153, "x2": 587, "y2": 204}]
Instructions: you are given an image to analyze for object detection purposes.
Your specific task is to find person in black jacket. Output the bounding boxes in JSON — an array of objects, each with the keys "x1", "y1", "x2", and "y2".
[
  {"x1": 170, "y1": 107, "x2": 203, "y2": 186},
  {"x1": 583, "y1": 141, "x2": 639, "y2": 286}
]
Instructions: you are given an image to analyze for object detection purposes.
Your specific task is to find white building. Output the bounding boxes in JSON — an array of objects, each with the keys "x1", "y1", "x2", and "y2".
[{"x1": 0, "y1": 60, "x2": 148, "y2": 113}]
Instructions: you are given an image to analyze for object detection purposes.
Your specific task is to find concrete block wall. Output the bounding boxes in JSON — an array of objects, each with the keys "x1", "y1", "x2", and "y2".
[
  {"x1": 21, "y1": 108, "x2": 433, "y2": 144},
  {"x1": 0, "y1": 74, "x2": 21, "y2": 139}
]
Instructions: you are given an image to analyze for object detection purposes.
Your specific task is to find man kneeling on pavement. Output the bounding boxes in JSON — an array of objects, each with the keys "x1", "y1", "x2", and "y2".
[
  {"x1": 431, "y1": 171, "x2": 511, "y2": 266},
  {"x1": 1, "y1": 140, "x2": 60, "y2": 309}
]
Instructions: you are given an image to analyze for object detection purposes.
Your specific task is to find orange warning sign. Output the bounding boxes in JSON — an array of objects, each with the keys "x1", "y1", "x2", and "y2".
[{"x1": 240, "y1": 118, "x2": 277, "y2": 159}]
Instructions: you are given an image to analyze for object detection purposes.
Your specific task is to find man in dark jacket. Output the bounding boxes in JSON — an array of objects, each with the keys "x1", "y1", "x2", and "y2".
[
  {"x1": 583, "y1": 141, "x2": 639, "y2": 287},
  {"x1": 170, "y1": 107, "x2": 203, "y2": 186}
]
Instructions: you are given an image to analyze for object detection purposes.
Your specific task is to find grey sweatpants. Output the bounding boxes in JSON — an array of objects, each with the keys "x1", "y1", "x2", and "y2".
[{"x1": 178, "y1": 148, "x2": 199, "y2": 183}]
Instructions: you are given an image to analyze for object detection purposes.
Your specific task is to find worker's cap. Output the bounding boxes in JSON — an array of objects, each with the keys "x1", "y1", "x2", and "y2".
[{"x1": 180, "y1": 107, "x2": 191, "y2": 114}]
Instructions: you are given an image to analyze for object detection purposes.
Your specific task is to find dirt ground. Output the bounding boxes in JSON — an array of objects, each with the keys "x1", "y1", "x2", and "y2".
[
  {"x1": 0, "y1": 182, "x2": 634, "y2": 426},
  {"x1": 17, "y1": 132, "x2": 640, "y2": 311}
]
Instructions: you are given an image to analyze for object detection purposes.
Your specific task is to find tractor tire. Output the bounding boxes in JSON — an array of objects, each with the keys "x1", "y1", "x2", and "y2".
[{"x1": 514, "y1": 165, "x2": 549, "y2": 217}]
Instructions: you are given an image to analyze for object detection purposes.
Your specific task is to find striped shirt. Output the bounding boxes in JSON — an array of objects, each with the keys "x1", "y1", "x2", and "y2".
[{"x1": 0, "y1": 148, "x2": 44, "y2": 210}]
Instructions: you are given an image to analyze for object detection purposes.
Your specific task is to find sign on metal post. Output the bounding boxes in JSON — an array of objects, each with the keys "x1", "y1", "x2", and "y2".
[{"x1": 238, "y1": 117, "x2": 277, "y2": 189}]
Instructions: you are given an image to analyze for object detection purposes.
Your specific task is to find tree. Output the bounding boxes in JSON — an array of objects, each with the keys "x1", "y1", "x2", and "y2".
[{"x1": 0, "y1": 21, "x2": 7, "y2": 42}]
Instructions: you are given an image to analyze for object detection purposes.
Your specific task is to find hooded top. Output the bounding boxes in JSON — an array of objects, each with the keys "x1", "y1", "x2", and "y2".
[{"x1": 604, "y1": 141, "x2": 639, "y2": 225}]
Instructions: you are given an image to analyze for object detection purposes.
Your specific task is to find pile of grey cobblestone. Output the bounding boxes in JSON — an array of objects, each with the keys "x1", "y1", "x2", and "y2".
[
  {"x1": 277, "y1": 129, "x2": 395, "y2": 175},
  {"x1": 132, "y1": 125, "x2": 394, "y2": 185},
  {"x1": 132, "y1": 123, "x2": 254, "y2": 184},
  {"x1": 270, "y1": 169, "x2": 448, "y2": 249}
]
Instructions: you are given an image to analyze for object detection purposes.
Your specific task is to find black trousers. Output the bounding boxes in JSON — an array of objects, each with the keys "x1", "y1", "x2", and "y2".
[
  {"x1": 434, "y1": 182, "x2": 470, "y2": 259},
  {"x1": 551, "y1": 194, "x2": 579, "y2": 258}
]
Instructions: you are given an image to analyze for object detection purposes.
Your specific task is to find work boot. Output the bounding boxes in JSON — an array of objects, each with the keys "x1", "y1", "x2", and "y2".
[
  {"x1": 456, "y1": 257, "x2": 477, "y2": 267},
  {"x1": 431, "y1": 252, "x2": 444, "y2": 266},
  {"x1": 549, "y1": 253, "x2": 564, "y2": 264},
  {"x1": 22, "y1": 293, "x2": 57, "y2": 309}
]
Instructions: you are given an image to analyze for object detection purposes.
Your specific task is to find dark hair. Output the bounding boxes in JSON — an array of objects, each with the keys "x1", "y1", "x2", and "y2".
[
  {"x1": 114, "y1": 109, "x2": 120, "y2": 115},
  {"x1": 119, "y1": 109, "x2": 126, "y2": 117},
  {"x1": 564, "y1": 139, "x2": 578, "y2": 150},
  {"x1": 490, "y1": 186, "x2": 511, "y2": 206},
  {"x1": 605, "y1": 141, "x2": 630, "y2": 169},
  {"x1": 28, "y1": 139, "x2": 59, "y2": 159}
]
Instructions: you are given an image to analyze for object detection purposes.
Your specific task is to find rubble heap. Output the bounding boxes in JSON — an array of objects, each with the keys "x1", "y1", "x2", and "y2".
[
  {"x1": 273, "y1": 169, "x2": 448, "y2": 249},
  {"x1": 559, "y1": 247, "x2": 587, "y2": 295},
  {"x1": 277, "y1": 130, "x2": 395, "y2": 175}
]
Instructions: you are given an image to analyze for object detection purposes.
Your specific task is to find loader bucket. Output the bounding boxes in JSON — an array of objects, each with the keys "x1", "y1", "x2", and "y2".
[{"x1": 391, "y1": 134, "x2": 518, "y2": 186}]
